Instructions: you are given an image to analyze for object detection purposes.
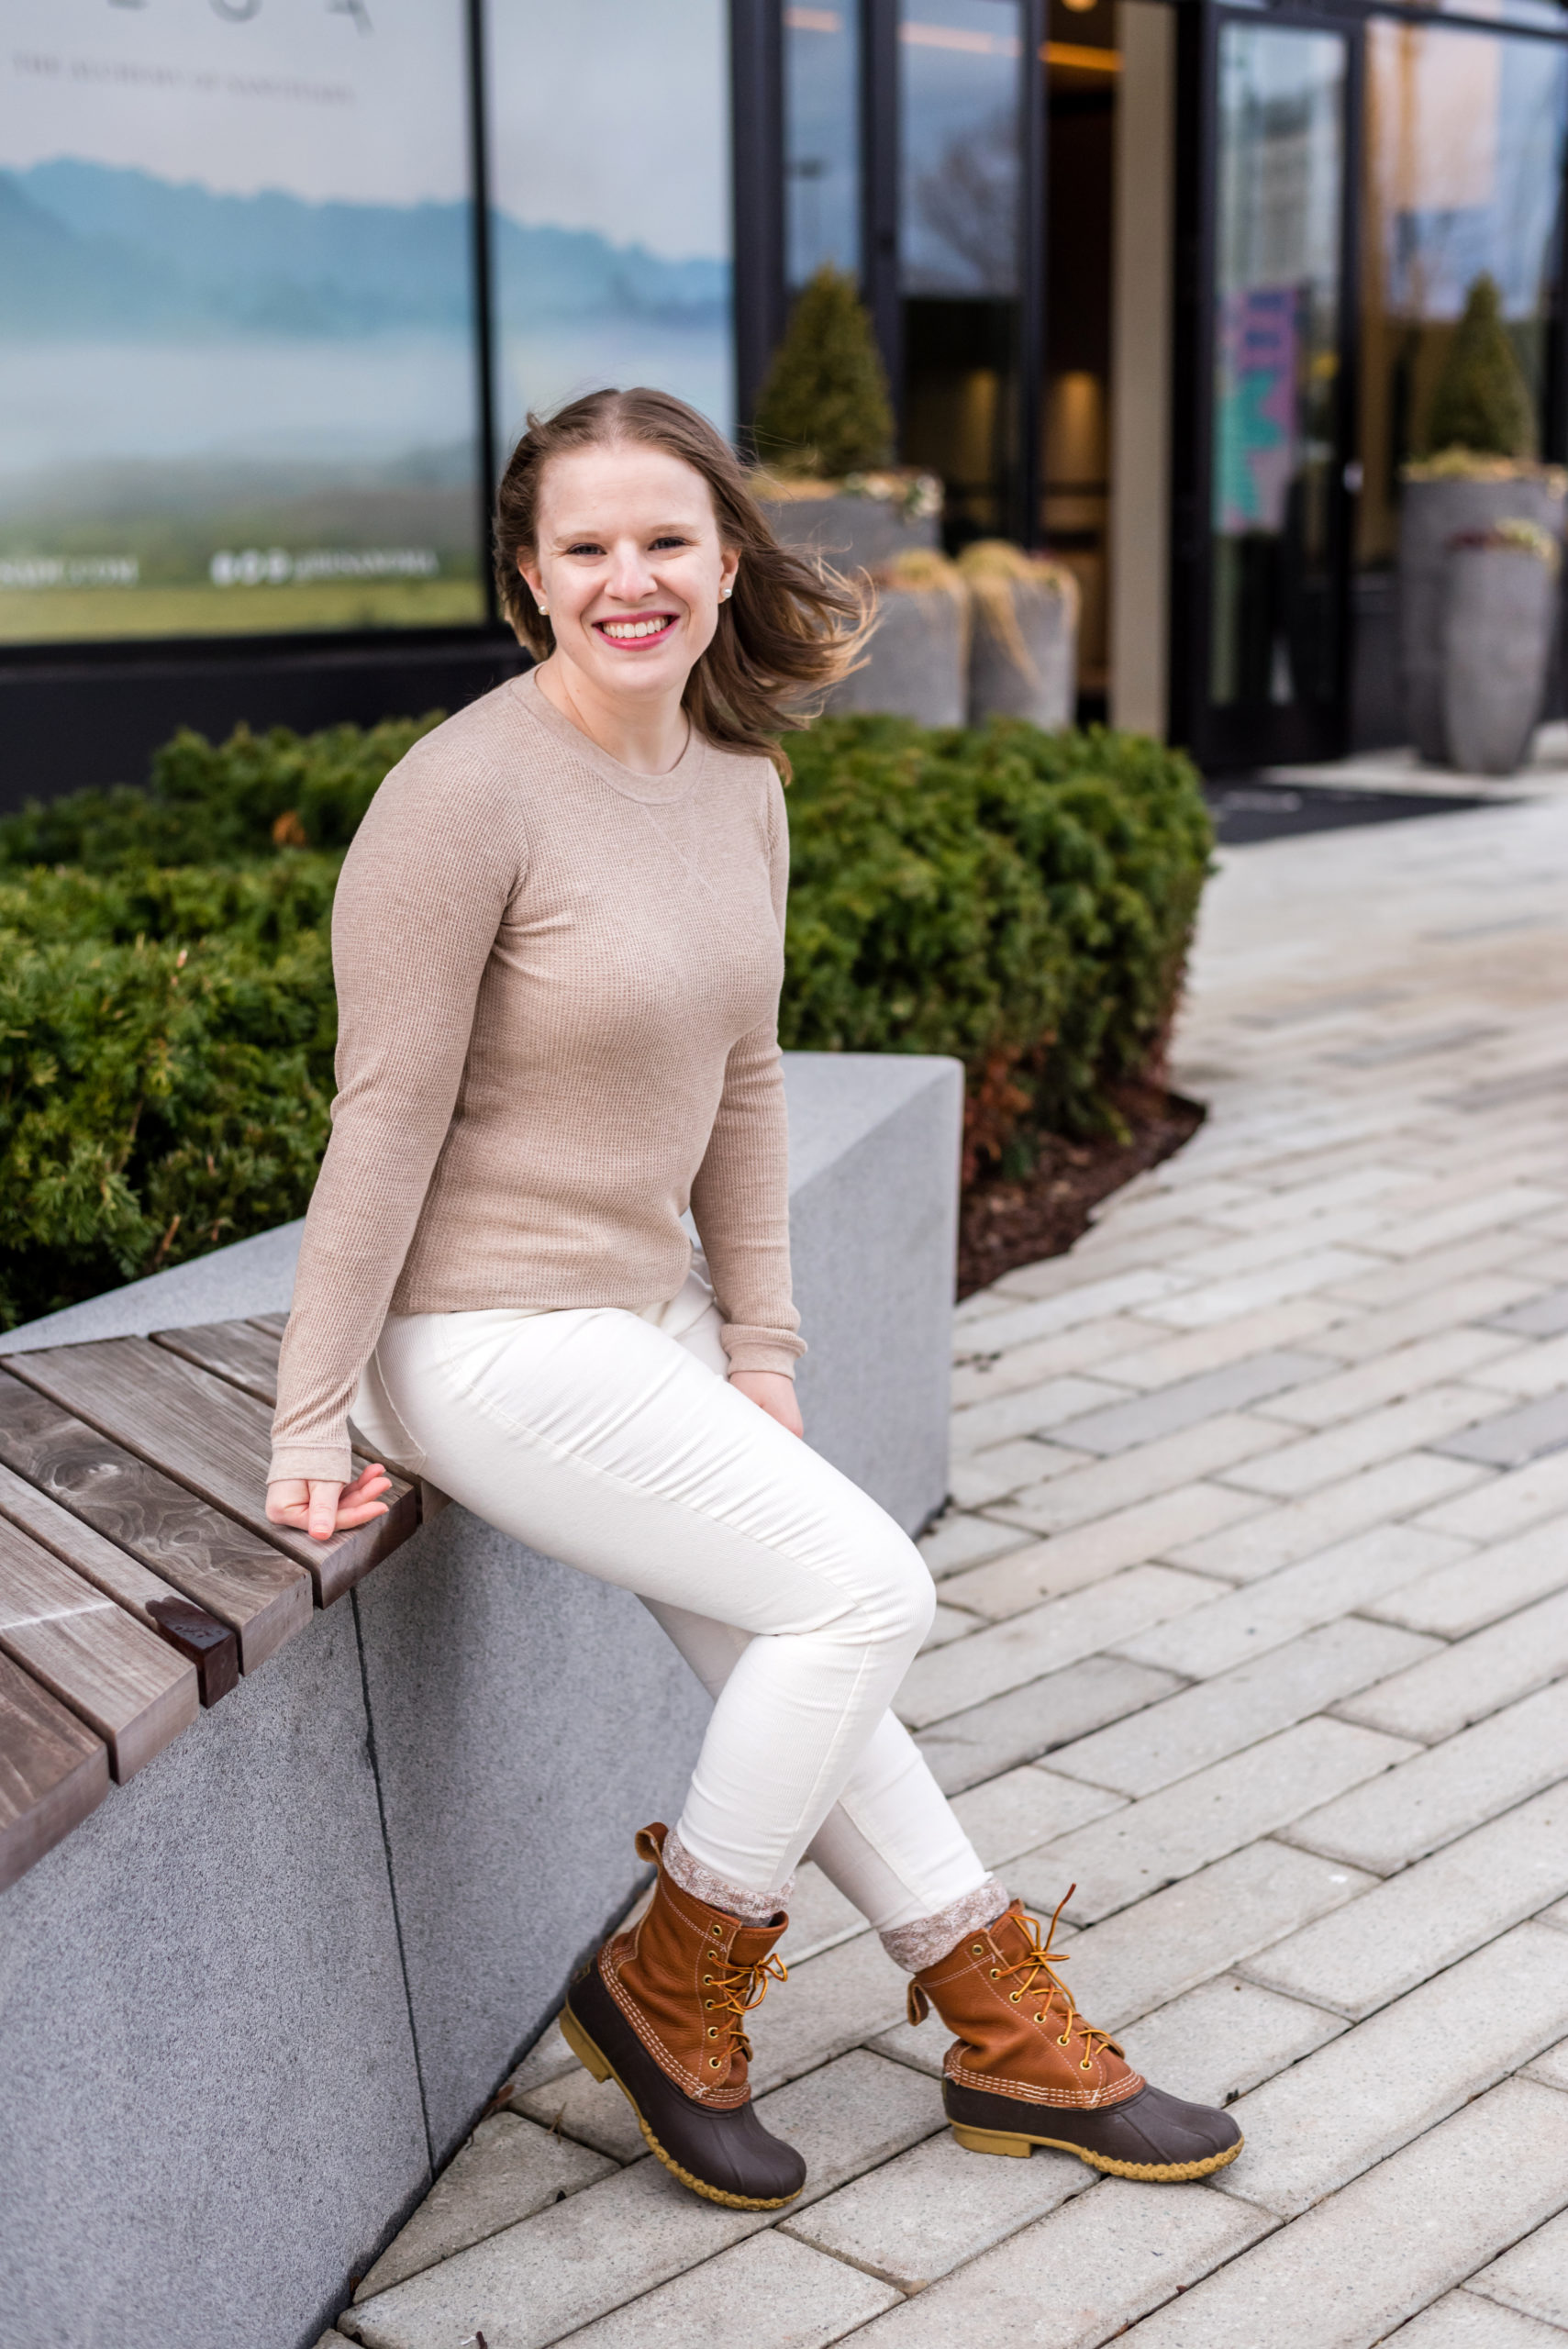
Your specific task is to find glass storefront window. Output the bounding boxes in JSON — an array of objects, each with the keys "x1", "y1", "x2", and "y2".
[
  {"x1": 0, "y1": 0, "x2": 484, "y2": 647},
  {"x1": 1209, "y1": 23, "x2": 1346, "y2": 719},
  {"x1": 784, "y1": 4, "x2": 861, "y2": 290},
  {"x1": 897, "y1": 0, "x2": 1026, "y2": 541},
  {"x1": 483, "y1": 0, "x2": 735, "y2": 452},
  {"x1": 1358, "y1": 17, "x2": 1568, "y2": 571}
]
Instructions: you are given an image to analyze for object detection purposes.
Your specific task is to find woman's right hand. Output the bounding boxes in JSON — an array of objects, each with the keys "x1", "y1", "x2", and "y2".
[{"x1": 266, "y1": 1462, "x2": 393, "y2": 1542}]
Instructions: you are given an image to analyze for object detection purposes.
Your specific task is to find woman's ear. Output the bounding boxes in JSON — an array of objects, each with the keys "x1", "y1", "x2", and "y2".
[
  {"x1": 718, "y1": 547, "x2": 740, "y2": 602},
  {"x1": 518, "y1": 554, "x2": 547, "y2": 612}
]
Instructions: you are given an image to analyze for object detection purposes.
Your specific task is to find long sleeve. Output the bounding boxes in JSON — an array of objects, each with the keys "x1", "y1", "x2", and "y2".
[
  {"x1": 689, "y1": 776, "x2": 805, "y2": 1377},
  {"x1": 268, "y1": 743, "x2": 522, "y2": 1485}
]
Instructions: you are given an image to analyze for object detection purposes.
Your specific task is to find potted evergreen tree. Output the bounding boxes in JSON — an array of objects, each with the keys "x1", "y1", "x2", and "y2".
[
  {"x1": 751, "y1": 267, "x2": 940, "y2": 573},
  {"x1": 1399, "y1": 273, "x2": 1565, "y2": 764}
]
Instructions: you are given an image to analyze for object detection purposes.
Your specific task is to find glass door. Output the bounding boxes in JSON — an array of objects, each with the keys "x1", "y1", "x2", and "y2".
[{"x1": 1200, "y1": 16, "x2": 1352, "y2": 767}]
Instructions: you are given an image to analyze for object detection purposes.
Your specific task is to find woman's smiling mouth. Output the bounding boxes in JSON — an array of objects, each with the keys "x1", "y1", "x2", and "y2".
[{"x1": 595, "y1": 614, "x2": 679, "y2": 644}]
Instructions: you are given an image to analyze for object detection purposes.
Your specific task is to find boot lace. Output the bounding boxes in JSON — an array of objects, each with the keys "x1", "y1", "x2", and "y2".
[
  {"x1": 702, "y1": 1947, "x2": 788, "y2": 2065},
  {"x1": 995, "y1": 1887, "x2": 1118, "y2": 2070}
]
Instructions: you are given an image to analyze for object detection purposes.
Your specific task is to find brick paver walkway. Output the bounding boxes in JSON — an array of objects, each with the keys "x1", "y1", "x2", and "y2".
[{"x1": 335, "y1": 786, "x2": 1568, "y2": 2349}]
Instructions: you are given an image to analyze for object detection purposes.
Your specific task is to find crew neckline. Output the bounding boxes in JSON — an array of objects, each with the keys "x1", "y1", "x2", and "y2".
[{"x1": 511, "y1": 663, "x2": 708, "y2": 805}]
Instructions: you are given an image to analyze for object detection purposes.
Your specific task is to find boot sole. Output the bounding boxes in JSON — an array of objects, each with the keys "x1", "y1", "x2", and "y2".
[
  {"x1": 951, "y1": 2121, "x2": 1244, "y2": 2182},
  {"x1": 559, "y1": 1998, "x2": 802, "y2": 2212}
]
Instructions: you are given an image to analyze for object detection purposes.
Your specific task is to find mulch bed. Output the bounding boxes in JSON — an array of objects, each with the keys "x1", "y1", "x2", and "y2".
[{"x1": 956, "y1": 1085, "x2": 1207, "y2": 1302}]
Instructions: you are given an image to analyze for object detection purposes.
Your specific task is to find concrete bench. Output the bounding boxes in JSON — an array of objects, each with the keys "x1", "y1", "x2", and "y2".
[{"x1": 0, "y1": 1051, "x2": 962, "y2": 2349}]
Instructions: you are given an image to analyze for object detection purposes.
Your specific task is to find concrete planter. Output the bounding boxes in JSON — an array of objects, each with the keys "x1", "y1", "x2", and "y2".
[
  {"x1": 758, "y1": 482, "x2": 940, "y2": 577},
  {"x1": 966, "y1": 574, "x2": 1079, "y2": 729},
  {"x1": 1441, "y1": 540, "x2": 1559, "y2": 775},
  {"x1": 820, "y1": 575, "x2": 969, "y2": 728},
  {"x1": 1398, "y1": 471, "x2": 1563, "y2": 762}
]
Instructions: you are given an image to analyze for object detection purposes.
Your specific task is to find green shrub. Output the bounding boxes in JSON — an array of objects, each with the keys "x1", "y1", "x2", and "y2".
[
  {"x1": 0, "y1": 708, "x2": 1211, "y2": 1325},
  {"x1": 1426, "y1": 273, "x2": 1537, "y2": 462},
  {"x1": 751, "y1": 265, "x2": 895, "y2": 478}
]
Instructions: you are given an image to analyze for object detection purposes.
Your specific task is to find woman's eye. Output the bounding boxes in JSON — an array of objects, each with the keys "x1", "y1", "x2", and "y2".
[
  {"x1": 565, "y1": 541, "x2": 604, "y2": 557},
  {"x1": 651, "y1": 536, "x2": 690, "y2": 551}
]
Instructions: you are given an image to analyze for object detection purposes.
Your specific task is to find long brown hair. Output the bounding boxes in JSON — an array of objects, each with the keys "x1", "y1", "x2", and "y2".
[{"x1": 494, "y1": 386, "x2": 871, "y2": 774}]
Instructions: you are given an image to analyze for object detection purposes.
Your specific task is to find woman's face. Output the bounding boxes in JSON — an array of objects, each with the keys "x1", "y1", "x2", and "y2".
[{"x1": 521, "y1": 442, "x2": 740, "y2": 703}]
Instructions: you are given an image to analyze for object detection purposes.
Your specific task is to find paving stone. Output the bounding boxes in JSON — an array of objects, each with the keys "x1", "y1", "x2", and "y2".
[
  {"x1": 1212, "y1": 1926, "x2": 1568, "y2": 2219},
  {"x1": 1117, "y1": 1526, "x2": 1471, "y2": 1680},
  {"x1": 950, "y1": 1440, "x2": 1090, "y2": 1508},
  {"x1": 1013, "y1": 1841, "x2": 1372, "y2": 2034},
  {"x1": 835, "y1": 2175, "x2": 1274, "y2": 2347},
  {"x1": 1463, "y1": 2207, "x2": 1568, "y2": 2329},
  {"x1": 1137, "y1": 1247, "x2": 1385, "y2": 1331},
  {"x1": 1387, "y1": 2291, "x2": 1568, "y2": 2349},
  {"x1": 1249, "y1": 1786, "x2": 1568, "y2": 2016},
  {"x1": 744, "y1": 1933, "x2": 913, "y2": 2093},
  {"x1": 1169, "y1": 1208, "x2": 1396, "y2": 1280},
  {"x1": 1366, "y1": 1521, "x2": 1568, "y2": 1639},
  {"x1": 1046, "y1": 1353, "x2": 1332, "y2": 1456},
  {"x1": 948, "y1": 1765, "x2": 1125, "y2": 1869},
  {"x1": 920, "y1": 1601, "x2": 983, "y2": 1652},
  {"x1": 896, "y1": 1564, "x2": 1219, "y2": 1729},
  {"x1": 1435, "y1": 1389, "x2": 1568, "y2": 1468},
  {"x1": 1371, "y1": 1186, "x2": 1566, "y2": 1262},
  {"x1": 1211, "y1": 1163, "x2": 1420, "y2": 1230},
  {"x1": 356, "y1": 2116, "x2": 615, "y2": 2299},
  {"x1": 1048, "y1": 1618, "x2": 1437, "y2": 1798},
  {"x1": 777, "y1": 1862, "x2": 867, "y2": 1967},
  {"x1": 1334, "y1": 1586, "x2": 1568, "y2": 1743},
  {"x1": 1310, "y1": 1275, "x2": 1541, "y2": 1364},
  {"x1": 1105, "y1": 1297, "x2": 1349, "y2": 1391},
  {"x1": 951, "y1": 1375, "x2": 1137, "y2": 1454},
  {"x1": 995, "y1": 1415, "x2": 1290, "y2": 1536},
  {"x1": 917, "y1": 1512, "x2": 1030, "y2": 1579},
  {"x1": 1118, "y1": 1975, "x2": 1346, "y2": 2108},
  {"x1": 1416, "y1": 1449, "x2": 1568, "y2": 1545},
  {"x1": 938, "y1": 1487, "x2": 1262, "y2": 1620},
  {"x1": 553, "y1": 2224, "x2": 901, "y2": 2348},
  {"x1": 1167, "y1": 1453, "x2": 1485, "y2": 1582},
  {"x1": 950, "y1": 1316, "x2": 1162, "y2": 1406},
  {"x1": 1468, "y1": 1328, "x2": 1568, "y2": 1398},
  {"x1": 1285, "y1": 1683, "x2": 1568, "y2": 1873},
  {"x1": 992, "y1": 1230, "x2": 1225, "y2": 1298},
  {"x1": 1485, "y1": 1285, "x2": 1568, "y2": 1338},
  {"x1": 1016, "y1": 1718, "x2": 1413, "y2": 1924},
  {"x1": 945, "y1": 1269, "x2": 1196, "y2": 1359},
  {"x1": 865, "y1": 2015, "x2": 947, "y2": 2077},
  {"x1": 512, "y1": 2065, "x2": 651, "y2": 2165},
  {"x1": 501, "y1": 2016, "x2": 577, "y2": 2099},
  {"x1": 1325, "y1": 1227, "x2": 1547, "y2": 1311},
  {"x1": 1524, "y1": 2036, "x2": 1568, "y2": 2090},
  {"x1": 915, "y1": 1657, "x2": 1182, "y2": 1795},
  {"x1": 1262, "y1": 1328, "x2": 1524, "y2": 1429},
  {"x1": 784, "y1": 2122, "x2": 1095, "y2": 2289},
  {"x1": 1221, "y1": 1386, "x2": 1502, "y2": 1498},
  {"x1": 1129, "y1": 2078, "x2": 1568, "y2": 2348},
  {"x1": 345, "y1": 2051, "x2": 940, "y2": 2349}
]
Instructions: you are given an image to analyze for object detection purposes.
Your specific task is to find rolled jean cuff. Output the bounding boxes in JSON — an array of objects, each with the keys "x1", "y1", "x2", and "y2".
[
  {"x1": 664, "y1": 1825, "x2": 795, "y2": 1924},
  {"x1": 880, "y1": 1876, "x2": 1010, "y2": 1974}
]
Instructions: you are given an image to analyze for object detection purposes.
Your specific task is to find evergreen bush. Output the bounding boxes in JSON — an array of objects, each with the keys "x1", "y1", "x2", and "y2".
[
  {"x1": 1426, "y1": 274, "x2": 1537, "y2": 462},
  {"x1": 751, "y1": 266, "x2": 895, "y2": 478},
  {"x1": 1, "y1": 710, "x2": 1211, "y2": 1326}
]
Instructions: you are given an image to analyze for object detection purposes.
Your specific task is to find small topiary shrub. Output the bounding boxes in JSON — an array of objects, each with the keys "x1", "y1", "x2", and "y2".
[
  {"x1": 1, "y1": 708, "x2": 1212, "y2": 1325},
  {"x1": 751, "y1": 265, "x2": 895, "y2": 478},
  {"x1": 1425, "y1": 273, "x2": 1537, "y2": 462}
]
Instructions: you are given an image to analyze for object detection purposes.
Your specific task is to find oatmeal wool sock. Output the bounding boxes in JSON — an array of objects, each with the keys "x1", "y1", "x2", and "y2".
[{"x1": 662, "y1": 1825, "x2": 794, "y2": 1924}]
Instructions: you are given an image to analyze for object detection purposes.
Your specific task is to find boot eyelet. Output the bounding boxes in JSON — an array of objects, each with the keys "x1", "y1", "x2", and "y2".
[
  {"x1": 988, "y1": 1969, "x2": 1000, "y2": 1980},
  {"x1": 1057, "y1": 2032, "x2": 1071, "y2": 2047},
  {"x1": 710, "y1": 1923, "x2": 722, "y2": 1939},
  {"x1": 706, "y1": 2026, "x2": 717, "y2": 2039},
  {"x1": 970, "y1": 1943, "x2": 985, "y2": 1957},
  {"x1": 1009, "y1": 1990, "x2": 1021, "y2": 2003},
  {"x1": 1079, "y1": 2056, "x2": 1093, "y2": 2071},
  {"x1": 708, "y1": 2056, "x2": 720, "y2": 2068},
  {"x1": 702, "y1": 1975, "x2": 712, "y2": 1986},
  {"x1": 1034, "y1": 2014, "x2": 1045, "y2": 2024}
]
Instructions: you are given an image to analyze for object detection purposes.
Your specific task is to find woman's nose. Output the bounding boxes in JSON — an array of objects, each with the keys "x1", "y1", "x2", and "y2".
[{"x1": 606, "y1": 545, "x2": 658, "y2": 602}]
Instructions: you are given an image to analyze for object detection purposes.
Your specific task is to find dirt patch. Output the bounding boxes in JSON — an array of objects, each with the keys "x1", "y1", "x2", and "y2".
[{"x1": 957, "y1": 1085, "x2": 1206, "y2": 1301}]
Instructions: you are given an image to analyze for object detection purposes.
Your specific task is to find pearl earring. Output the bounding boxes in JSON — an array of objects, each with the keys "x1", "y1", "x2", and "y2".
[
  {"x1": 720, "y1": 585, "x2": 732, "y2": 601},
  {"x1": 537, "y1": 598, "x2": 549, "y2": 614}
]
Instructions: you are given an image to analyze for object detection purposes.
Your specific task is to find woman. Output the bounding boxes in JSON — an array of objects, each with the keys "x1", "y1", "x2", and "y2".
[{"x1": 265, "y1": 387, "x2": 1240, "y2": 2211}]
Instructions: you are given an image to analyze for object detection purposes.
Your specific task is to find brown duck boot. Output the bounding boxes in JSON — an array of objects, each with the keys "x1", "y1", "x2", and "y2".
[
  {"x1": 910, "y1": 1892, "x2": 1242, "y2": 2181},
  {"x1": 561, "y1": 1822, "x2": 806, "y2": 2210}
]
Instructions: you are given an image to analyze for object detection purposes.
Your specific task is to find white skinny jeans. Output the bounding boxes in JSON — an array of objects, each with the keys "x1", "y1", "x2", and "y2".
[{"x1": 354, "y1": 1269, "x2": 991, "y2": 1936}]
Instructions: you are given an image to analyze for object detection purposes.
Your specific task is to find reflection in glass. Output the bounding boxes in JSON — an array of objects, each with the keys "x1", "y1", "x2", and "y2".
[
  {"x1": 784, "y1": 4, "x2": 861, "y2": 289},
  {"x1": 1209, "y1": 24, "x2": 1345, "y2": 717},
  {"x1": 1358, "y1": 21, "x2": 1568, "y2": 569},
  {"x1": 0, "y1": 0, "x2": 483, "y2": 645},
  {"x1": 484, "y1": 0, "x2": 734, "y2": 449},
  {"x1": 898, "y1": 0, "x2": 1025, "y2": 540}
]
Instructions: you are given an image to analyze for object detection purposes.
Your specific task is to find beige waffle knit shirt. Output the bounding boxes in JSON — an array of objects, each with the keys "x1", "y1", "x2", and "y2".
[{"x1": 268, "y1": 667, "x2": 802, "y2": 1488}]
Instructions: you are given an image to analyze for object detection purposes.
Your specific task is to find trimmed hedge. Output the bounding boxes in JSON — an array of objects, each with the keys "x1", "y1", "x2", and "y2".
[{"x1": 0, "y1": 712, "x2": 1211, "y2": 1327}]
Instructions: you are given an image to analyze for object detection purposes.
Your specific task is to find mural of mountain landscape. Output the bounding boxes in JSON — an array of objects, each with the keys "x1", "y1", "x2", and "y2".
[{"x1": 0, "y1": 161, "x2": 733, "y2": 643}]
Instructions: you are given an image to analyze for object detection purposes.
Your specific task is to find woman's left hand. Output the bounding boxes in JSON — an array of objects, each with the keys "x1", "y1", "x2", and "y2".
[{"x1": 729, "y1": 1369, "x2": 805, "y2": 1439}]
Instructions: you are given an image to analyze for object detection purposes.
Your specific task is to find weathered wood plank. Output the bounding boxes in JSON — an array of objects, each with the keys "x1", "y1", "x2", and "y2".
[
  {"x1": 5, "y1": 1341, "x2": 417, "y2": 1606},
  {"x1": 0, "y1": 1459, "x2": 239, "y2": 1705},
  {"x1": 0, "y1": 1518, "x2": 197, "y2": 1781},
  {"x1": 0, "y1": 1648, "x2": 110, "y2": 1893},
  {"x1": 0, "y1": 1374, "x2": 309, "y2": 1671},
  {"x1": 150, "y1": 1319, "x2": 282, "y2": 1408},
  {"x1": 248, "y1": 1313, "x2": 289, "y2": 1338}
]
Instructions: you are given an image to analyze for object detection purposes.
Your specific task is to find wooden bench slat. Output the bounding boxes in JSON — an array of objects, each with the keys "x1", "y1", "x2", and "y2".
[
  {"x1": 0, "y1": 1459, "x2": 239, "y2": 1706},
  {"x1": 0, "y1": 1518, "x2": 197, "y2": 1781},
  {"x1": 0, "y1": 1374, "x2": 310, "y2": 1672},
  {"x1": 247, "y1": 1313, "x2": 288, "y2": 1337},
  {"x1": 150, "y1": 1319, "x2": 283, "y2": 1408},
  {"x1": 0, "y1": 1648, "x2": 110, "y2": 1894},
  {"x1": 5, "y1": 1341, "x2": 418, "y2": 1607}
]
